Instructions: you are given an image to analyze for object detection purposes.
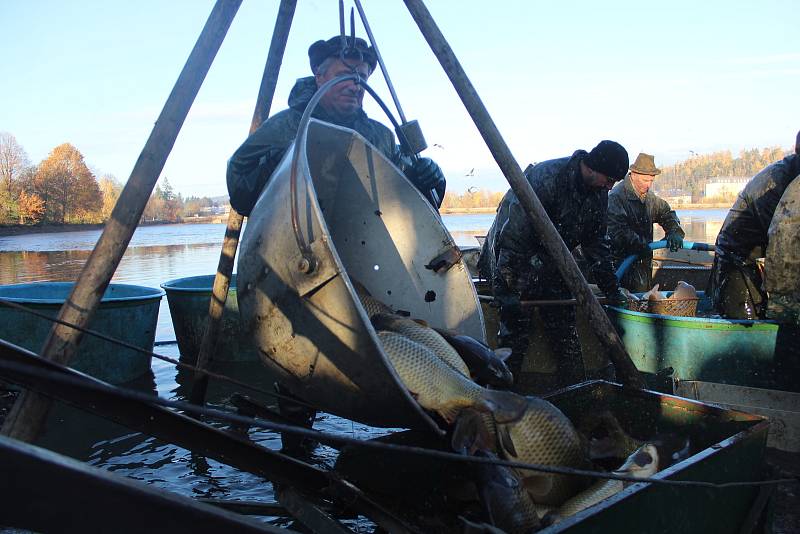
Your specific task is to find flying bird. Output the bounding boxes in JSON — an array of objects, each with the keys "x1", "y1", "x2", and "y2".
[
  {"x1": 465, "y1": 168, "x2": 475, "y2": 177},
  {"x1": 433, "y1": 143, "x2": 445, "y2": 149}
]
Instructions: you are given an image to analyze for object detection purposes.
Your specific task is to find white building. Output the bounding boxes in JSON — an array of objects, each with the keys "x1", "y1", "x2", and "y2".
[{"x1": 704, "y1": 177, "x2": 750, "y2": 198}]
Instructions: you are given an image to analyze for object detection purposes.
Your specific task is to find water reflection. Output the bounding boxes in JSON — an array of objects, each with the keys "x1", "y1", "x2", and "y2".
[{"x1": 0, "y1": 213, "x2": 728, "y2": 516}]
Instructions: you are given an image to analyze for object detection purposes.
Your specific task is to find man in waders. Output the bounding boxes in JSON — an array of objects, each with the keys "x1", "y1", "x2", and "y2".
[
  {"x1": 479, "y1": 141, "x2": 630, "y2": 390},
  {"x1": 226, "y1": 36, "x2": 448, "y2": 455},
  {"x1": 709, "y1": 130, "x2": 800, "y2": 319},
  {"x1": 608, "y1": 153, "x2": 685, "y2": 292}
]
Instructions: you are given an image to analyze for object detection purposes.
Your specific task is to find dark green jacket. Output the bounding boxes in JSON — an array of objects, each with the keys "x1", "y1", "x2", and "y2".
[
  {"x1": 227, "y1": 77, "x2": 414, "y2": 216},
  {"x1": 715, "y1": 153, "x2": 800, "y2": 263},
  {"x1": 479, "y1": 150, "x2": 618, "y2": 296},
  {"x1": 607, "y1": 175, "x2": 684, "y2": 291}
]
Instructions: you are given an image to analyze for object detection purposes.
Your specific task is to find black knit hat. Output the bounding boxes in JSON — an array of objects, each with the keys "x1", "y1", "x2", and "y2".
[
  {"x1": 585, "y1": 140, "x2": 629, "y2": 181},
  {"x1": 308, "y1": 36, "x2": 377, "y2": 73}
]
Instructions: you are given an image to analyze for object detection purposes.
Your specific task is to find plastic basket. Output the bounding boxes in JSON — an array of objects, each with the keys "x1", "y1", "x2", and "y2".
[{"x1": 627, "y1": 298, "x2": 699, "y2": 317}]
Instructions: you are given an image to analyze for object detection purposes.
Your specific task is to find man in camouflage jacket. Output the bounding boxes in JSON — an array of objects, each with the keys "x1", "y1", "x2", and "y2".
[
  {"x1": 608, "y1": 153, "x2": 685, "y2": 292},
  {"x1": 226, "y1": 35, "x2": 446, "y2": 217},
  {"x1": 710, "y1": 130, "x2": 800, "y2": 319},
  {"x1": 479, "y1": 141, "x2": 629, "y2": 388}
]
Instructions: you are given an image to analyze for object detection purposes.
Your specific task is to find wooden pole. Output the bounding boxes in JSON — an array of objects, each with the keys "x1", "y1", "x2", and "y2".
[
  {"x1": 189, "y1": 0, "x2": 297, "y2": 406},
  {"x1": 402, "y1": 0, "x2": 644, "y2": 389},
  {"x1": 1, "y1": 0, "x2": 243, "y2": 442}
]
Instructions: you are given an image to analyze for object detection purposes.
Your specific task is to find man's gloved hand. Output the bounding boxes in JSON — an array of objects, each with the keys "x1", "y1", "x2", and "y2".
[
  {"x1": 405, "y1": 157, "x2": 445, "y2": 193},
  {"x1": 606, "y1": 287, "x2": 629, "y2": 308},
  {"x1": 666, "y1": 231, "x2": 684, "y2": 252}
]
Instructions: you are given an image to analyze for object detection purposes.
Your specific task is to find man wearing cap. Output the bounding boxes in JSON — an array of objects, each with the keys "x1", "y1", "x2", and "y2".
[
  {"x1": 226, "y1": 36, "x2": 446, "y2": 216},
  {"x1": 709, "y1": 129, "x2": 800, "y2": 320},
  {"x1": 479, "y1": 141, "x2": 630, "y2": 389},
  {"x1": 607, "y1": 153, "x2": 685, "y2": 292}
]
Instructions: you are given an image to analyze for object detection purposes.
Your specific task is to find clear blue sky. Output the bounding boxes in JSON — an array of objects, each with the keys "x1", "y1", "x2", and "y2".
[{"x1": 1, "y1": 0, "x2": 798, "y2": 197}]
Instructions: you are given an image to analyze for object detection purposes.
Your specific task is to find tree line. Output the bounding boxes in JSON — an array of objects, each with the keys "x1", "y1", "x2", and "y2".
[
  {"x1": 654, "y1": 146, "x2": 790, "y2": 196},
  {"x1": 0, "y1": 132, "x2": 223, "y2": 226}
]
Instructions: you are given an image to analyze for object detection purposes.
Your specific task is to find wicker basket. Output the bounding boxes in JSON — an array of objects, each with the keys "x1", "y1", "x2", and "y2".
[{"x1": 627, "y1": 298, "x2": 699, "y2": 317}]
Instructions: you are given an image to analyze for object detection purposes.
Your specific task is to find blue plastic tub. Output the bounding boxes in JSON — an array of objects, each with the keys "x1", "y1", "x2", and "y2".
[{"x1": 0, "y1": 282, "x2": 163, "y2": 384}]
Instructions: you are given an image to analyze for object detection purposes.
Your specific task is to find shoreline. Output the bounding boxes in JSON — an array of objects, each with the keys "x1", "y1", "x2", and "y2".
[{"x1": 0, "y1": 205, "x2": 730, "y2": 237}]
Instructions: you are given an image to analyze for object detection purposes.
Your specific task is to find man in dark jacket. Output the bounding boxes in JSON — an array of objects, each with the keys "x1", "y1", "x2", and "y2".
[
  {"x1": 226, "y1": 35, "x2": 446, "y2": 216},
  {"x1": 608, "y1": 153, "x2": 685, "y2": 292},
  {"x1": 479, "y1": 141, "x2": 629, "y2": 387},
  {"x1": 710, "y1": 130, "x2": 800, "y2": 319}
]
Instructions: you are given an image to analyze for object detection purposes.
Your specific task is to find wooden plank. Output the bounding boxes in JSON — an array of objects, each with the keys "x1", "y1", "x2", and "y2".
[
  {"x1": 191, "y1": 0, "x2": 298, "y2": 405},
  {"x1": 0, "y1": 435, "x2": 293, "y2": 534},
  {"x1": 2, "y1": 0, "x2": 243, "y2": 442},
  {"x1": 401, "y1": 0, "x2": 644, "y2": 389}
]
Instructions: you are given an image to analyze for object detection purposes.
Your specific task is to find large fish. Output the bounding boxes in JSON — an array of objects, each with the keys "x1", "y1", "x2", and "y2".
[
  {"x1": 434, "y1": 328, "x2": 514, "y2": 388},
  {"x1": 472, "y1": 450, "x2": 542, "y2": 534},
  {"x1": 454, "y1": 397, "x2": 588, "y2": 506},
  {"x1": 352, "y1": 279, "x2": 395, "y2": 319},
  {"x1": 556, "y1": 443, "x2": 659, "y2": 519},
  {"x1": 373, "y1": 314, "x2": 471, "y2": 378},
  {"x1": 496, "y1": 397, "x2": 588, "y2": 506},
  {"x1": 376, "y1": 330, "x2": 527, "y2": 424}
]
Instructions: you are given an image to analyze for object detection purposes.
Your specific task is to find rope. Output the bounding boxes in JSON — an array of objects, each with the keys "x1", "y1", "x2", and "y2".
[
  {"x1": 0, "y1": 297, "x2": 319, "y2": 411},
  {"x1": 1, "y1": 357, "x2": 796, "y2": 491}
]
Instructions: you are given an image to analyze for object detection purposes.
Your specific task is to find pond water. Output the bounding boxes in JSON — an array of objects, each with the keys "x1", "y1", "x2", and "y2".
[{"x1": 0, "y1": 208, "x2": 728, "y2": 523}]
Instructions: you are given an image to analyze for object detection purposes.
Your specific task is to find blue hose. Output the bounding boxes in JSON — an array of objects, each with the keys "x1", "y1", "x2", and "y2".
[{"x1": 615, "y1": 241, "x2": 715, "y2": 280}]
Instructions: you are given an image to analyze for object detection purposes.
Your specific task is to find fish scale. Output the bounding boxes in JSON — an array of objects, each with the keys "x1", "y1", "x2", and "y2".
[
  {"x1": 374, "y1": 314, "x2": 470, "y2": 377},
  {"x1": 492, "y1": 396, "x2": 587, "y2": 506},
  {"x1": 377, "y1": 331, "x2": 526, "y2": 424}
]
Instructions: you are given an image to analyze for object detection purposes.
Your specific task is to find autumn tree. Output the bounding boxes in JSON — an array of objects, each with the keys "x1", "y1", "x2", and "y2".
[
  {"x1": 98, "y1": 174, "x2": 123, "y2": 221},
  {"x1": 0, "y1": 132, "x2": 32, "y2": 224},
  {"x1": 18, "y1": 190, "x2": 45, "y2": 224},
  {"x1": 0, "y1": 132, "x2": 30, "y2": 193},
  {"x1": 33, "y1": 143, "x2": 102, "y2": 223}
]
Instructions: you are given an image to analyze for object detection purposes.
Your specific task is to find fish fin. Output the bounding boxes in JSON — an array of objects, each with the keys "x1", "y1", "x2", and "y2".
[
  {"x1": 452, "y1": 409, "x2": 495, "y2": 454},
  {"x1": 523, "y1": 475, "x2": 554, "y2": 498},
  {"x1": 493, "y1": 347, "x2": 512, "y2": 362},
  {"x1": 483, "y1": 389, "x2": 528, "y2": 424},
  {"x1": 496, "y1": 424, "x2": 518, "y2": 459},
  {"x1": 370, "y1": 313, "x2": 397, "y2": 331},
  {"x1": 411, "y1": 318, "x2": 430, "y2": 328}
]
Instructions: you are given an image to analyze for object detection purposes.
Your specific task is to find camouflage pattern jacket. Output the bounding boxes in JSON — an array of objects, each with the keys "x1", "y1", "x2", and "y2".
[
  {"x1": 479, "y1": 150, "x2": 618, "y2": 296},
  {"x1": 607, "y1": 175, "x2": 684, "y2": 291},
  {"x1": 715, "y1": 153, "x2": 800, "y2": 265},
  {"x1": 226, "y1": 77, "x2": 445, "y2": 216}
]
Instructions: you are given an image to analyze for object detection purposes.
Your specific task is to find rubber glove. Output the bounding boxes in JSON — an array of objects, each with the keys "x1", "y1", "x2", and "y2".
[
  {"x1": 666, "y1": 231, "x2": 684, "y2": 252},
  {"x1": 405, "y1": 157, "x2": 445, "y2": 193}
]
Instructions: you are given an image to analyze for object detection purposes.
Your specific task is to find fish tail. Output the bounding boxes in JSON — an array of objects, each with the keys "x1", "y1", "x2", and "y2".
[{"x1": 480, "y1": 389, "x2": 528, "y2": 424}]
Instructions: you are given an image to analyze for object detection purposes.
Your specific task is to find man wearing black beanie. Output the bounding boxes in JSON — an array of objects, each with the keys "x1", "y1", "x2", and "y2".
[
  {"x1": 227, "y1": 35, "x2": 446, "y2": 216},
  {"x1": 479, "y1": 140, "x2": 629, "y2": 390}
]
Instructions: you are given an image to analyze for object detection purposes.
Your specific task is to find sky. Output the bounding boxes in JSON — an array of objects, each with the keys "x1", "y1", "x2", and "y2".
[{"x1": 1, "y1": 0, "x2": 798, "y2": 198}]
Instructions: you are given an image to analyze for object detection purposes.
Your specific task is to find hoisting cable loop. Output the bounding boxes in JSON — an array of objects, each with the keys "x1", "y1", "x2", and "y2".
[{"x1": 0, "y1": 297, "x2": 317, "y2": 411}]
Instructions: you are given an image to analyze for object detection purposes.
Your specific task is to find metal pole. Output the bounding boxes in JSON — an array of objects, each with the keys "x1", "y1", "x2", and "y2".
[
  {"x1": 189, "y1": 0, "x2": 297, "y2": 405},
  {"x1": 1, "y1": 0, "x2": 244, "y2": 442},
  {"x1": 402, "y1": 0, "x2": 644, "y2": 388},
  {"x1": 353, "y1": 0, "x2": 407, "y2": 124}
]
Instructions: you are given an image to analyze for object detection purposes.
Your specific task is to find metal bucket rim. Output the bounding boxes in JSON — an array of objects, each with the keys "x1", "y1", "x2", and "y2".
[
  {"x1": 0, "y1": 281, "x2": 164, "y2": 304},
  {"x1": 161, "y1": 274, "x2": 238, "y2": 294}
]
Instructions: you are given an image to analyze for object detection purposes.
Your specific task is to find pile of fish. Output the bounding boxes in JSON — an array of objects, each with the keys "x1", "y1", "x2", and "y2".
[{"x1": 353, "y1": 280, "x2": 684, "y2": 532}]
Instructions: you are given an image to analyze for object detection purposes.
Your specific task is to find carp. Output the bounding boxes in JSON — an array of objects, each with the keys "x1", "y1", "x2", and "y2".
[
  {"x1": 472, "y1": 450, "x2": 542, "y2": 534},
  {"x1": 434, "y1": 328, "x2": 514, "y2": 388},
  {"x1": 373, "y1": 313, "x2": 471, "y2": 378},
  {"x1": 453, "y1": 397, "x2": 588, "y2": 506},
  {"x1": 351, "y1": 279, "x2": 395, "y2": 319},
  {"x1": 556, "y1": 443, "x2": 659, "y2": 519},
  {"x1": 376, "y1": 330, "x2": 527, "y2": 424}
]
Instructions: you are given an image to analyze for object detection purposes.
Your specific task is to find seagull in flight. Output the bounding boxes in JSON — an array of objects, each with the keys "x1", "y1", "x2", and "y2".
[
  {"x1": 433, "y1": 143, "x2": 445, "y2": 149},
  {"x1": 465, "y1": 168, "x2": 475, "y2": 177}
]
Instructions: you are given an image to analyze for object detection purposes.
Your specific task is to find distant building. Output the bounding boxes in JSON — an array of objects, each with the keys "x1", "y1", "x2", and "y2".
[
  {"x1": 704, "y1": 177, "x2": 749, "y2": 198},
  {"x1": 657, "y1": 188, "x2": 692, "y2": 205}
]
